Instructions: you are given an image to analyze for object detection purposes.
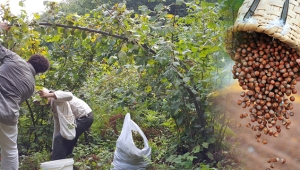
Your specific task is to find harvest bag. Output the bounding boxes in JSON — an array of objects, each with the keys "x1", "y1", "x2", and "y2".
[
  {"x1": 111, "y1": 113, "x2": 151, "y2": 170},
  {"x1": 56, "y1": 102, "x2": 76, "y2": 140}
]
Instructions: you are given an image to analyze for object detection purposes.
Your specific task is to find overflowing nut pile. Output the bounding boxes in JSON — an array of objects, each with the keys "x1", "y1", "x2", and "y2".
[{"x1": 231, "y1": 32, "x2": 300, "y2": 143}]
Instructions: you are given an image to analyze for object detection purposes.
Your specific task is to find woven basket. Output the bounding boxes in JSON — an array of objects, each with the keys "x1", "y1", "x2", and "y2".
[{"x1": 226, "y1": 0, "x2": 300, "y2": 58}]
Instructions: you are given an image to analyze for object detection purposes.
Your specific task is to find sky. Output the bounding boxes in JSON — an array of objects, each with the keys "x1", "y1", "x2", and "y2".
[{"x1": 1, "y1": 0, "x2": 62, "y2": 16}]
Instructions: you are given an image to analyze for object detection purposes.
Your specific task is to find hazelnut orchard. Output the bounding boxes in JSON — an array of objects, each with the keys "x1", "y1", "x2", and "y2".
[{"x1": 231, "y1": 32, "x2": 300, "y2": 167}]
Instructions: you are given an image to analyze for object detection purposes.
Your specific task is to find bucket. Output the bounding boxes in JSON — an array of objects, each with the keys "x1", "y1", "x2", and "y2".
[{"x1": 40, "y1": 158, "x2": 74, "y2": 170}]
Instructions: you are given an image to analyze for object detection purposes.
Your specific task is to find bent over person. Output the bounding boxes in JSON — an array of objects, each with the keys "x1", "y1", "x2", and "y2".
[
  {"x1": 38, "y1": 89, "x2": 94, "y2": 160},
  {"x1": 0, "y1": 44, "x2": 50, "y2": 169}
]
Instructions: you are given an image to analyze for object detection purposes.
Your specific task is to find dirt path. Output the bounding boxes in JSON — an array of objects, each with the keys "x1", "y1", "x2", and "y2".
[{"x1": 218, "y1": 81, "x2": 300, "y2": 170}]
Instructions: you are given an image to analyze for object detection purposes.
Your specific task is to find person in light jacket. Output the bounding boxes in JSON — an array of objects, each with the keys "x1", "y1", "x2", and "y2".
[
  {"x1": 38, "y1": 89, "x2": 94, "y2": 160},
  {"x1": 0, "y1": 22, "x2": 50, "y2": 169}
]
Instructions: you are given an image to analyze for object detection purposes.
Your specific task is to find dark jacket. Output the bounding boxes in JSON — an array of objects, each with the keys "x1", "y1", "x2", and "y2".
[{"x1": 0, "y1": 45, "x2": 36, "y2": 126}]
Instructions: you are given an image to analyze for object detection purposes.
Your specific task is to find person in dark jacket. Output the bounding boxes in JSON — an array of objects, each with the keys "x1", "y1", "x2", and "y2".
[{"x1": 0, "y1": 26, "x2": 50, "y2": 169}]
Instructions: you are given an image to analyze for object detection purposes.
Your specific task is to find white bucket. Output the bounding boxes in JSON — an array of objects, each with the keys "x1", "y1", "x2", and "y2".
[{"x1": 40, "y1": 158, "x2": 74, "y2": 170}]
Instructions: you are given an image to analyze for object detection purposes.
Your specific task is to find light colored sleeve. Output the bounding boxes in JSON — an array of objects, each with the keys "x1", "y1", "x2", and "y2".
[{"x1": 53, "y1": 91, "x2": 73, "y2": 102}]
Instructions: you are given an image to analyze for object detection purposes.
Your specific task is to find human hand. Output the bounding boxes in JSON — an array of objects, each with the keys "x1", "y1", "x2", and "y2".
[{"x1": 38, "y1": 90, "x2": 53, "y2": 98}]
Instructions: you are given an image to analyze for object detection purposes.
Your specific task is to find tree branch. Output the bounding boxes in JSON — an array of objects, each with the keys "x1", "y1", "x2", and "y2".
[
  {"x1": 170, "y1": 65, "x2": 206, "y2": 128},
  {"x1": 26, "y1": 100, "x2": 36, "y2": 127},
  {"x1": 38, "y1": 22, "x2": 129, "y2": 41}
]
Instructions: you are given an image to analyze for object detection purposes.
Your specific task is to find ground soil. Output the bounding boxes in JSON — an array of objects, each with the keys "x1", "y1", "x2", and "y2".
[{"x1": 217, "y1": 81, "x2": 300, "y2": 170}]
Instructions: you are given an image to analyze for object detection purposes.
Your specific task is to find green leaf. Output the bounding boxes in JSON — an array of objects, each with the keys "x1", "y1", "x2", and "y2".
[
  {"x1": 154, "y1": 4, "x2": 164, "y2": 11},
  {"x1": 176, "y1": 0, "x2": 184, "y2": 5},
  {"x1": 33, "y1": 13, "x2": 40, "y2": 19},
  {"x1": 191, "y1": 47, "x2": 198, "y2": 52},
  {"x1": 74, "y1": 30, "x2": 81, "y2": 37},
  {"x1": 192, "y1": 145, "x2": 201, "y2": 153},
  {"x1": 118, "y1": 50, "x2": 127, "y2": 59},
  {"x1": 145, "y1": 85, "x2": 152, "y2": 93},
  {"x1": 183, "y1": 77, "x2": 190, "y2": 83},
  {"x1": 202, "y1": 142, "x2": 209, "y2": 149},
  {"x1": 81, "y1": 31, "x2": 87, "y2": 39},
  {"x1": 138, "y1": 5, "x2": 151, "y2": 14},
  {"x1": 117, "y1": 67, "x2": 123, "y2": 74},
  {"x1": 21, "y1": 24, "x2": 28, "y2": 32},
  {"x1": 166, "y1": 155, "x2": 176, "y2": 162},
  {"x1": 206, "y1": 152, "x2": 214, "y2": 160},
  {"x1": 40, "y1": 27, "x2": 46, "y2": 35},
  {"x1": 172, "y1": 62, "x2": 180, "y2": 66},
  {"x1": 52, "y1": 35, "x2": 61, "y2": 42},
  {"x1": 177, "y1": 114, "x2": 184, "y2": 125},
  {"x1": 207, "y1": 22, "x2": 216, "y2": 29},
  {"x1": 157, "y1": 56, "x2": 168, "y2": 65},
  {"x1": 147, "y1": 59, "x2": 156, "y2": 66},
  {"x1": 19, "y1": 1, "x2": 24, "y2": 7},
  {"x1": 208, "y1": 136, "x2": 216, "y2": 143}
]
